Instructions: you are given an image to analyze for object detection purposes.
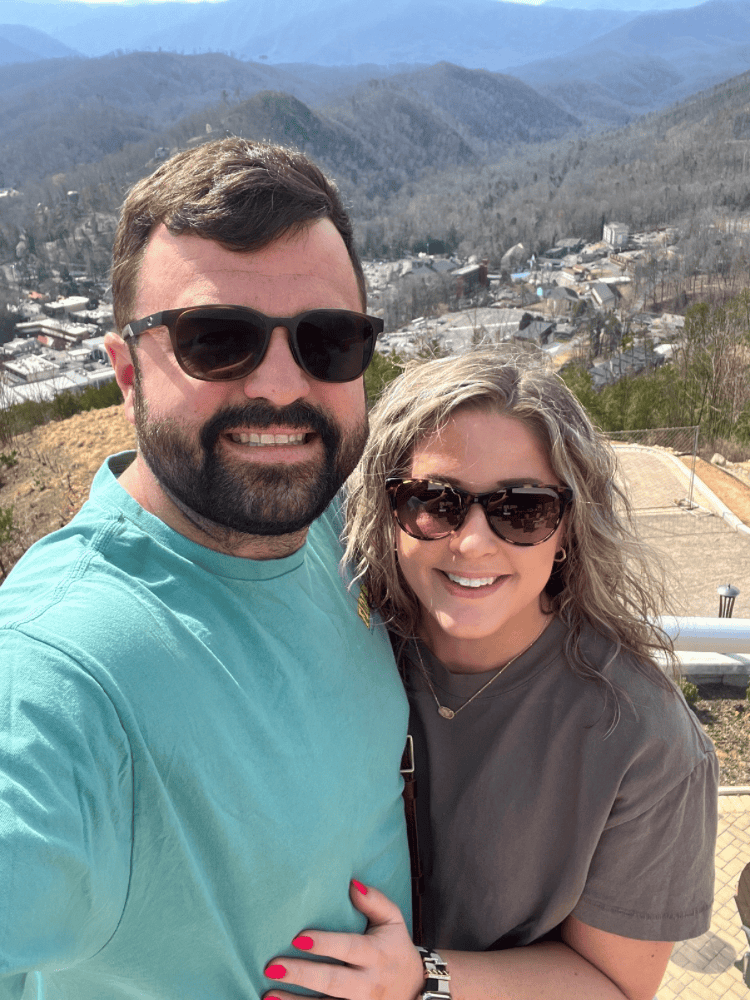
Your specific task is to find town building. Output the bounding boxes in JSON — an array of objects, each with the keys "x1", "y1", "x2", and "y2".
[{"x1": 603, "y1": 222, "x2": 629, "y2": 249}]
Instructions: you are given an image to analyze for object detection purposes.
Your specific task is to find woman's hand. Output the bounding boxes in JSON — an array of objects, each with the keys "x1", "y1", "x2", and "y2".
[{"x1": 263, "y1": 879, "x2": 424, "y2": 1000}]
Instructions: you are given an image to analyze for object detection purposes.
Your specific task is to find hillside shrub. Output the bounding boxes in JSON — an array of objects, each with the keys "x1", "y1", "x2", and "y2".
[
  {"x1": 0, "y1": 505, "x2": 14, "y2": 545},
  {"x1": 52, "y1": 390, "x2": 83, "y2": 421},
  {"x1": 0, "y1": 504, "x2": 15, "y2": 581},
  {"x1": 364, "y1": 350, "x2": 404, "y2": 405},
  {"x1": 560, "y1": 363, "x2": 686, "y2": 434},
  {"x1": 0, "y1": 379, "x2": 123, "y2": 447},
  {"x1": 678, "y1": 678, "x2": 699, "y2": 708}
]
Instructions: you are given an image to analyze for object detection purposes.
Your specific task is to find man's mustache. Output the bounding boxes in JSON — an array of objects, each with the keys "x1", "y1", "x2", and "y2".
[{"x1": 200, "y1": 401, "x2": 337, "y2": 452}]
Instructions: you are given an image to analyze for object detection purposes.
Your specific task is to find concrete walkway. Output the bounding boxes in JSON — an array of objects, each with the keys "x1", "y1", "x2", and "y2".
[
  {"x1": 658, "y1": 793, "x2": 750, "y2": 998},
  {"x1": 615, "y1": 446, "x2": 750, "y2": 684},
  {"x1": 614, "y1": 447, "x2": 750, "y2": 996},
  {"x1": 614, "y1": 445, "x2": 750, "y2": 616}
]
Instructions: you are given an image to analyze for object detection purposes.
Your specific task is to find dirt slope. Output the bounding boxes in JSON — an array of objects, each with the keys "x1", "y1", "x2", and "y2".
[
  {"x1": 683, "y1": 456, "x2": 750, "y2": 527},
  {"x1": 0, "y1": 405, "x2": 135, "y2": 571}
]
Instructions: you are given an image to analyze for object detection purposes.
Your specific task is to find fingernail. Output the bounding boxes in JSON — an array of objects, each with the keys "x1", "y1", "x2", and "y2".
[
  {"x1": 292, "y1": 935, "x2": 314, "y2": 950},
  {"x1": 352, "y1": 879, "x2": 368, "y2": 895},
  {"x1": 265, "y1": 964, "x2": 286, "y2": 980}
]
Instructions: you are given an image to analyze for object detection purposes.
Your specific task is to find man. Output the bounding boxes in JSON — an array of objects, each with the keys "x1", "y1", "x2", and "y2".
[{"x1": 0, "y1": 139, "x2": 411, "y2": 999}]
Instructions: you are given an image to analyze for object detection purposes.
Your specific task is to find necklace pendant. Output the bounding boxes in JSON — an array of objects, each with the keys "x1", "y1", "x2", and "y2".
[{"x1": 438, "y1": 705, "x2": 455, "y2": 720}]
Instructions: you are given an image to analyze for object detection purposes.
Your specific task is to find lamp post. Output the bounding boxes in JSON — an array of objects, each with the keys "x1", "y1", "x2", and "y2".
[{"x1": 717, "y1": 584, "x2": 740, "y2": 618}]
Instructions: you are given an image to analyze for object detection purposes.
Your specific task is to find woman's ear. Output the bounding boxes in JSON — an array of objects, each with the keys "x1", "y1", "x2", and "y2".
[
  {"x1": 545, "y1": 528, "x2": 569, "y2": 600},
  {"x1": 104, "y1": 332, "x2": 136, "y2": 427}
]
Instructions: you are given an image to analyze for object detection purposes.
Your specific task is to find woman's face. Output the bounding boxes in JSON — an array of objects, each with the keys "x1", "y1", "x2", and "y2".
[{"x1": 395, "y1": 407, "x2": 565, "y2": 670}]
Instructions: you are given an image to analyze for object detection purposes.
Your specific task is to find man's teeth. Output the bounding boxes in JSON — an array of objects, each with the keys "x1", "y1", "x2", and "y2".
[
  {"x1": 447, "y1": 573, "x2": 498, "y2": 588},
  {"x1": 228, "y1": 432, "x2": 307, "y2": 446}
]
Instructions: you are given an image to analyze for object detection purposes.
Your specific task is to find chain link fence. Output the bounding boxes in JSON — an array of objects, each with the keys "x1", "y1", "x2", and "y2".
[{"x1": 607, "y1": 426, "x2": 700, "y2": 511}]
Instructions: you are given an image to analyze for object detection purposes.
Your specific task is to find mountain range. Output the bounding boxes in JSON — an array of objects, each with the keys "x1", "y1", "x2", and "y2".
[
  {"x1": 1, "y1": 0, "x2": 749, "y2": 127},
  {"x1": 1, "y1": 30, "x2": 750, "y2": 290},
  {"x1": 511, "y1": 0, "x2": 750, "y2": 121},
  {"x1": 0, "y1": 0, "x2": 638, "y2": 66},
  {"x1": 0, "y1": 55, "x2": 581, "y2": 190},
  {"x1": 0, "y1": 23, "x2": 77, "y2": 63},
  {"x1": 0, "y1": 0, "x2": 720, "y2": 70}
]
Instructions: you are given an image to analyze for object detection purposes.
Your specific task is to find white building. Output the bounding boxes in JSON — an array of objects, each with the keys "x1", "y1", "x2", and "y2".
[
  {"x1": 603, "y1": 223, "x2": 629, "y2": 249},
  {"x1": 43, "y1": 296, "x2": 89, "y2": 319},
  {"x1": 3, "y1": 355, "x2": 59, "y2": 383}
]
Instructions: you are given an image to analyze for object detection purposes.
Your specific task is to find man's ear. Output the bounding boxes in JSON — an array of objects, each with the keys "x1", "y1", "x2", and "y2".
[{"x1": 104, "y1": 331, "x2": 137, "y2": 427}]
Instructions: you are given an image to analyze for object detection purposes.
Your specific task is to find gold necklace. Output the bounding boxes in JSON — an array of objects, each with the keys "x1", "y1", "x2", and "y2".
[{"x1": 417, "y1": 616, "x2": 553, "y2": 720}]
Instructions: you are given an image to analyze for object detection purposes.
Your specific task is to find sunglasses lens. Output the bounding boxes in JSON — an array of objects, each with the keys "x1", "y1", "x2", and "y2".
[
  {"x1": 295, "y1": 311, "x2": 376, "y2": 382},
  {"x1": 391, "y1": 482, "x2": 566, "y2": 544},
  {"x1": 174, "y1": 309, "x2": 266, "y2": 380},
  {"x1": 394, "y1": 482, "x2": 463, "y2": 539},
  {"x1": 171, "y1": 308, "x2": 376, "y2": 383},
  {"x1": 486, "y1": 489, "x2": 563, "y2": 545}
]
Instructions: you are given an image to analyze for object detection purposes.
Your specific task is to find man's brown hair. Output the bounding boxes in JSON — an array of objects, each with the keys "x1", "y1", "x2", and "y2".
[{"x1": 111, "y1": 137, "x2": 365, "y2": 332}]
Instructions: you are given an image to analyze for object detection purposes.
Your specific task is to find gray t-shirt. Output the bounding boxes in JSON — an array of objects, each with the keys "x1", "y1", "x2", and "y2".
[{"x1": 403, "y1": 616, "x2": 718, "y2": 950}]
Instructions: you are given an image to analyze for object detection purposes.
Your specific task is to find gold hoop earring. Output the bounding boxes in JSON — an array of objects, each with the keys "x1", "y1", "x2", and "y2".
[{"x1": 553, "y1": 547, "x2": 567, "y2": 564}]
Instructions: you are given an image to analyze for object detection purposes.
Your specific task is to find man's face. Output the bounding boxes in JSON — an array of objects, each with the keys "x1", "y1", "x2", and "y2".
[{"x1": 118, "y1": 219, "x2": 368, "y2": 541}]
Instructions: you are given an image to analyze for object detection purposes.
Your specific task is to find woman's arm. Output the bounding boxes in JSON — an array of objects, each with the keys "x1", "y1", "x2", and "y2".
[
  {"x1": 262, "y1": 884, "x2": 673, "y2": 1000},
  {"x1": 442, "y1": 915, "x2": 673, "y2": 1000}
]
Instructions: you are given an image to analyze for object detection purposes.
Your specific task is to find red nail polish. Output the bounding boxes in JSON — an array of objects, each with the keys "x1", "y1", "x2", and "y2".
[
  {"x1": 293, "y1": 935, "x2": 314, "y2": 950},
  {"x1": 265, "y1": 964, "x2": 286, "y2": 980},
  {"x1": 352, "y1": 879, "x2": 368, "y2": 895}
]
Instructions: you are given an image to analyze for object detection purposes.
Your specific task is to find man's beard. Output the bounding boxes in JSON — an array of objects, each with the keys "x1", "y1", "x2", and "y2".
[{"x1": 133, "y1": 387, "x2": 367, "y2": 537}]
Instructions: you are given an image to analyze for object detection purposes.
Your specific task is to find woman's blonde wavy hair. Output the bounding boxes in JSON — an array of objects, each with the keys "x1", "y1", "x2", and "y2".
[{"x1": 344, "y1": 346, "x2": 677, "y2": 704}]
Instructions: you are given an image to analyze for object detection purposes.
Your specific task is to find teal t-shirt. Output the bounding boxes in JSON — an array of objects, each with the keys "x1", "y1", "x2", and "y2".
[{"x1": 0, "y1": 453, "x2": 410, "y2": 999}]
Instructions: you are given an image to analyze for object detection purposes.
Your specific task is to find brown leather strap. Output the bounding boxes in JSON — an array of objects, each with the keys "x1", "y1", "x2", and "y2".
[
  {"x1": 393, "y1": 633, "x2": 425, "y2": 946},
  {"x1": 401, "y1": 734, "x2": 424, "y2": 946}
]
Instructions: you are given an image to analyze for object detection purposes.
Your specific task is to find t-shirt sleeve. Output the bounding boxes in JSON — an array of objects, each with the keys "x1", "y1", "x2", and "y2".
[
  {"x1": 572, "y1": 748, "x2": 718, "y2": 941},
  {"x1": 0, "y1": 631, "x2": 133, "y2": 984}
]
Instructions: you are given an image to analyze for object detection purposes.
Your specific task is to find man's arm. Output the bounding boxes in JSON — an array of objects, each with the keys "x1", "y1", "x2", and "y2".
[{"x1": 0, "y1": 636, "x2": 133, "y2": 979}]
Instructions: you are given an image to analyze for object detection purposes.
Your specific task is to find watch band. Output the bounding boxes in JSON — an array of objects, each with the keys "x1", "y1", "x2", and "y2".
[{"x1": 416, "y1": 945, "x2": 452, "y2": 999}]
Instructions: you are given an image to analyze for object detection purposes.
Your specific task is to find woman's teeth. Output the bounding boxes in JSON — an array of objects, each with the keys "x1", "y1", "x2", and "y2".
[
  {"x1": 229, "y1": 432, "x2": 307, "y2": 446},
  {"x1": 447, "y1": 573, "x2": 499, "y2": 588}
]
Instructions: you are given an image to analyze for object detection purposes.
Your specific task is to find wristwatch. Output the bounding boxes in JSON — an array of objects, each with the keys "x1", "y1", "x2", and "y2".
[{"x1": 416, "y1": 945, "x2": 452, "y2": 999}]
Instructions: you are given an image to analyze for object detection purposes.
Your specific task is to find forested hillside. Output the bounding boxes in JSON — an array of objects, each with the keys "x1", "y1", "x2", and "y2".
[
  {"x1": 350, "y1": 67, "x2": 750, "y2": 259},
  {"x1": 2, "y1": 54, "x2": 750, "y2": 296},
  {"x1": 0, "y1": 52, "x2": 362, "y2": 186},
  {"x1": 0, "y1": 54, "x2": 578, "y2": 188}
]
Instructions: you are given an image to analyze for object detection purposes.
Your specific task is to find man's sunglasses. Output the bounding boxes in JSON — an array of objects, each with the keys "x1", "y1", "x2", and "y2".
[
  {"x1": 386, "y1": 478, "x2": 573, "y2": 546},
  {"x1": 121, "y1": 305, "x2": 384, "y2": 383}
]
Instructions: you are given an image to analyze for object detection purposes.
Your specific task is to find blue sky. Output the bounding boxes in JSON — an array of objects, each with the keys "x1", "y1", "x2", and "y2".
[{"x1": 49, "y1": 0, "x2": 547, "y2": 5}]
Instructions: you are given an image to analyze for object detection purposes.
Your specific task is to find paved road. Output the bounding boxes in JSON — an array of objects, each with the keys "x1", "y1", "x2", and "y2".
[{"x1": 614, "y1": 447, "x2": 750, "y2": 619}]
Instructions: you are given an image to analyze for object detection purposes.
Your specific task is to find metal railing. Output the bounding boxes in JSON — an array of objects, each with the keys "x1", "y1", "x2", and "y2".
[
  {"x1": 659, "y1": 616, "x2": 750, "y2": 654},
  {"x1": 659, "y1": 616, "x2": 750, "y2": 796}
]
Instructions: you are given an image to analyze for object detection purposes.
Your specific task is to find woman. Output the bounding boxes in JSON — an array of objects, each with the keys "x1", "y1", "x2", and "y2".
[{"x1": 263, "y1": 348, "x2": 718, "y2": 1000}]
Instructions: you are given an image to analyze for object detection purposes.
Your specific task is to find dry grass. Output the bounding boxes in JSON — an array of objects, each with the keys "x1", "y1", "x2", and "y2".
[{"x1": 694, "y1": 684, "x2": 750, "y2": 787}]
